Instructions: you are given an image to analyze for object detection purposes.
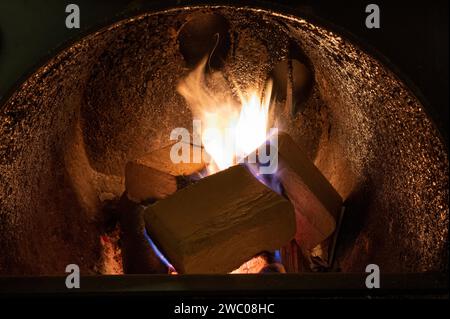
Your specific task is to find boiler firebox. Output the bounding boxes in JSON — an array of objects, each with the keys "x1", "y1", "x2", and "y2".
[{"x1": 0, "y1": 3, "x2": 448, "y2": 297}]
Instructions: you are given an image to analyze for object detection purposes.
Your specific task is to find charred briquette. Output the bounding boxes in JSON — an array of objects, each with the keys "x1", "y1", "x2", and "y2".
[
  {"x1": 117, "y1": 194, "x2": 167, "y2": 274},
  {"x1": 259, "y1": 263, "x2": 287, "y2": 273},
  {"x1": 270, "y1": 42, "x2": 314, "y2": 116},
  {"x1": 178, "y1": 13, "x2": 230, "y2": 70},
  {"x1": 125, "y1": 142, "x2": 206, "y2": 203},
  {"x1": 144, "y1": 165, "x2": 296, "y2": 274}
]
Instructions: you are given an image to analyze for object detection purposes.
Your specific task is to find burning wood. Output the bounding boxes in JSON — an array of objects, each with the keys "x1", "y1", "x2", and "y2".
[
  {"x1": 247, "y1": 132, "x2": 342, "y2": 251},
  {"x1": 125, "y1": 142, "x2": 206, "y2": 202},
  {"x1": 275, "y1": 132, "x2": 342, "y2": 250},
  {"x1": 175, "y1": 51, "x2": 340, "y2": 256},
  {"x1": 117, "y1": 194, "x2": 168, "y2": 274},
  {"x1": 121, "y1": 50, "x2": 341, "y2": 274},
  {"x1": 143, "y1": 165, "x2": 296, "y2": 274}
]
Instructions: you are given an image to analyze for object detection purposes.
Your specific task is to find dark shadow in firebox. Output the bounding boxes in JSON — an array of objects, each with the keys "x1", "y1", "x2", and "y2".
[{"x1": 335, "y1": 179, "x2": 375, "y2": 272}]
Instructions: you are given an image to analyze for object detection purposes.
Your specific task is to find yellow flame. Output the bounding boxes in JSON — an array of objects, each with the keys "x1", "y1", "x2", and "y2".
[
  {"x1": 177, "y1": 59, "x2": 272, "y2": 174},
  {"x1": 235, "y1": 82, "x2": 272, "y2": 160}
]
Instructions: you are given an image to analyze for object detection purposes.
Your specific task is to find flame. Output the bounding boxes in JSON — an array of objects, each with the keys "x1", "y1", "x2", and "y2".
[
  {"x1": 177, "y1": 58, "x2": 272, "y2": 174},
  {"x1": 235, "y1": 84, "x2": 272, "y2": 161}
]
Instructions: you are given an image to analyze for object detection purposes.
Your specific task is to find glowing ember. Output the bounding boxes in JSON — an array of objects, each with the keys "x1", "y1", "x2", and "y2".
[
  {"x1": 177, "y1": 58, "x2": 273, "y2": 175},
  {"x1": 231, "y1": 255, "x2": 269, "y2": 274}
]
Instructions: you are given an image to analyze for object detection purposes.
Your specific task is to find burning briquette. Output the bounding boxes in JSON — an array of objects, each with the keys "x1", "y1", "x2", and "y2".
[
  {"x1": 143, "y1": 164, "x2": 296, "y2": 274},
  {"x1": 257, "y1": 132, "x2": 343, "y2": 250},
  {"x1": 125, "y1": 142, "x2": 206, "y2": 202}
]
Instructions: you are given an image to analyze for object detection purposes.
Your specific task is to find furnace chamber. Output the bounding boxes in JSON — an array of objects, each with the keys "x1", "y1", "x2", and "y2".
[{"x1": 0, "y1": 4, "x2": 447, "y2": 276}]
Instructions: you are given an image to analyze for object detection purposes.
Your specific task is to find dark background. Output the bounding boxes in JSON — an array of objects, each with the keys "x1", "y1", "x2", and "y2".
[{"x1": 0, "y1": 0, "x2": 448, "y2": 140}]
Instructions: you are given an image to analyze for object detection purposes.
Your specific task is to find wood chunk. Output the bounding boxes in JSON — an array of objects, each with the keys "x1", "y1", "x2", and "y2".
[
  {"x1": 276, "y1": 132, "x2": 343, "y2": 250},
  {"x1": 143, "y1": 165, "x2": 296, "y2": 274},
  {"x1": 125, "y1": 142, "x2": 206, "y2": 203},
  {"x1": 247, "y1": 132, "x2": 342, "y2": 251},
  {"x1": 117, "y1": 194, "x2": 167, "y2": 274}
]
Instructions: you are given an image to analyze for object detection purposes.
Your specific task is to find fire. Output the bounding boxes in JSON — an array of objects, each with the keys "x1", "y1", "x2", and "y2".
[
  {"x1": 235, "y1": 84, "x2": 272, "y2": 161},
  {"x1": 177, "y1": 58, "x2": 272, "y2": 174}
]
